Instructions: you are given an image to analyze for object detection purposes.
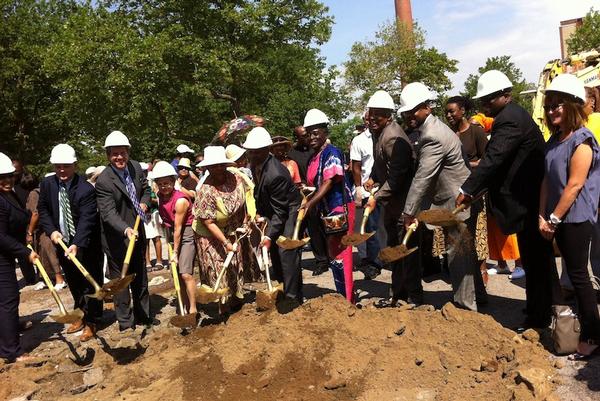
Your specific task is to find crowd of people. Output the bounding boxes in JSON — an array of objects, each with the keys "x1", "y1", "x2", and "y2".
[{"x1": 2, "y1": 69, "x2": 600, "y2": 363}]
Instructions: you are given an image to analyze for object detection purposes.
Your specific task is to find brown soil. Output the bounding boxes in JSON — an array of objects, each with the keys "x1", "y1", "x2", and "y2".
[{"x1": 1, "y1": 293, "x2": 559, "y2": 401}]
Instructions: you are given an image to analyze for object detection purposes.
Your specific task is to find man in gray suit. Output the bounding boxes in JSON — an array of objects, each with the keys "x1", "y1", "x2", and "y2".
[
  {"x1": 96, "y1": 131, "x2": 153, "y2": 331},
  {"x1": 399, "y1": 83, "x2": 486, "y2": 311}
]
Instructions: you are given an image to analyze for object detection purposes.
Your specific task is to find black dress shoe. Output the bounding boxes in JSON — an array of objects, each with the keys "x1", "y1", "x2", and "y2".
[
  {"x1": 362, "y1": 265, "x2": 381, "y2": 280},
  {"x1": 374, "y1": 298, "x2": 398, "y2": 308},
  {"x1": 138, "y1": 318, "x2": 161, "y2": 328},
  {"x1": 312, "y1": 265, "x2": 329, "y2": 276}
]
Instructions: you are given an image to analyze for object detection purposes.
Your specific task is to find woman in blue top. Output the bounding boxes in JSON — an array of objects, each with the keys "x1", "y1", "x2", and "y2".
[{"x1": 539, "y1": 74, "x2": 600, "y2": 360}]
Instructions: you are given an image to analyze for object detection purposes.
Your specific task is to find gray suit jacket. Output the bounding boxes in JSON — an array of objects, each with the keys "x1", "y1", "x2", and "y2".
[
  {"x1": 403, "y1": 115, "x2": 470, "y2": 218},
  {"x1": 95, "y1": 160, "x2": 151, "y2": 260}
]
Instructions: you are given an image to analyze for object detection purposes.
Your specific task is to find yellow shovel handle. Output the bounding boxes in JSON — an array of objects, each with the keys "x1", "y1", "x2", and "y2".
[
  {"x1": 28, "y1": 245, "x2": 68, "y2": 315},
  {"x1": 122, "y1": 215, "x2": 141, "y2": 276},
  {"x1": 168, "y1": 243, "x2": 185, "y2": 316},
  {"x1": 402, "y1": 223, "x2": 418, "y2": 246},
  {"x1": 57, "y1": 238, "x2": 101, "y2": 291},
  {"x1": 262, "y1": 246, "x2": 273, "y2": 292}
]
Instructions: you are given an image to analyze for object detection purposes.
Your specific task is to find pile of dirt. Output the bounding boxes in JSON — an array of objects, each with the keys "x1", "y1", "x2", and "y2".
[{"x1": 1, "y1": 294, "x2": 559, "y2": 401}]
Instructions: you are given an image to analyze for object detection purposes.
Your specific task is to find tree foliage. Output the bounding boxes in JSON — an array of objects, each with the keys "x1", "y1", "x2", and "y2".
[
  {"x1": 342, "y1": 22, "x2": 458, "y2": 111},
  {"x1": 462, "y1": 56, "x2": 534, "y2": 113},
  {"x1": 1, "y1": 0, "x2": 348, "y2": 173},
  {"x1": 566, "y1": 8, "x2": 600, "y2": 55}
]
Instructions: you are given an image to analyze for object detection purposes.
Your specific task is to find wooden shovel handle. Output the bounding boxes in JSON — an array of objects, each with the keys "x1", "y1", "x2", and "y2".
[
  {"x1": 452, "y1": 191, "x2": 486, "y2": 215},
  {"x1": 122, "y1": 215, "x2": 141, "y2": 277},
  {"x1": 168, "y1": 243, "x2": 185, "y2": 316},
  {"x1": 28, "y1": 245, "x2": 68, "y2": 315},
  {"x1": 57, "y1": 238, "x2": 101, "y2": 292}
]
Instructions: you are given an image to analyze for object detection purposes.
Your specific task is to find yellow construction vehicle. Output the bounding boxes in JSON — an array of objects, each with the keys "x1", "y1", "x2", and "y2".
[{"x1": 530, "y1": 49, "x2": 600, "y2": 140}]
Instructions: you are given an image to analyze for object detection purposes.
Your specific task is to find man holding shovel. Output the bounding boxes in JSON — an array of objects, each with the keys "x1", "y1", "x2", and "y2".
[
  {"x1": 362, "y1": 90, "x2": 416, "y2": 307},
  {"x1": 38, "y1": 144, "x2": 104, "y2": 341},
  {"x1": 399, "y1": 83, "x2": 485, "y2": 312},
  {"x1": 243, "y1": 127, "x2": 303, "y2": 307},
  {"x1": 96, "y1": 131, "x2": 154, "y2": 331}
]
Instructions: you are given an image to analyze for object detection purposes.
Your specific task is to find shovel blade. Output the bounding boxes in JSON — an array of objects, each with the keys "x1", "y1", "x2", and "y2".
[
  {"x1": 102, "y1": 274, "x2": 136, "y2": 296},
  {"x1": 379, "y1": 245, "x2": 419, "y2": 264},
  {"x1": 341, "y1": 232, "x2": 374, "y2": 247},
  {"x1": 170, "y1": 313, "x2": 198, "y2": 329},
  {"x1": 197, "y1": 285, "x2": 230, "y2": 304},
  {"x1": 256, "y1": 289, "x2": 281, "y2": 311},
  {"x1": 276, "y1": 236, "x2": 310, "y2": 250},
  {"x1": 417, "y1": 209, "x2": 460, "y2": 227},
  {"x1": 51, "y1": 308, "x2": 85, "y2": 324}
]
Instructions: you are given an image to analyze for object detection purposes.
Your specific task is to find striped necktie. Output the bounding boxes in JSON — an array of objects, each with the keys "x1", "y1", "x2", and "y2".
[
  {"x1": 123, "y1": 169, "x2": 145, "y2": 219},
  {"x1": 59, "y1": 183, "x2": 75, "y2": 242}
]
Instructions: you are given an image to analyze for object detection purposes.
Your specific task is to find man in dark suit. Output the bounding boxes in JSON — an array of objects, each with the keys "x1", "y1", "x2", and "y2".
[
  {"x1": 38, "y1": 144, "x2": 103, "y2": 341},
  {"x1": 243, "y1": 127, "x2": 303, "y2": 304},
  {"x1": 95, "y1": 131, "x2": 153, "y2": 331},
  {"x1": 456, "y1": 70, "x2": 562, "y2": 327}
]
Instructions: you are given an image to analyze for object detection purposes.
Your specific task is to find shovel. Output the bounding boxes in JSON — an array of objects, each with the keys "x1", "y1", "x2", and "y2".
[
  {"x1": 254, "y1": 219, "x2": 283, "y2": 310},
  {"x1": 341, "y1": 186, "x2": 379, "y2": 246},
  {"x1": 276, "y1": 186, "x2": 316, "y2": 250},
  {"x1": 167, "y1": 243, "x2": 198, "y2": 329},
  {"x1": 417, "y1": 192, "x2": 486, "y2": 227},
  {"x1": 102, "y1": 215, "x2": 140, "y2": 295},
  {"x1": 28, "y1": 245, "x2": 84, "y2": 324},
  {"x1": 57, "y1": 238, "x2": 106, "y2": 300},
  {"x1": 378, "y1": 223, "x2": 418, "y2": 264},
  {"x1": 198, "y1": 227, "x2": 249, "y2": 304}
]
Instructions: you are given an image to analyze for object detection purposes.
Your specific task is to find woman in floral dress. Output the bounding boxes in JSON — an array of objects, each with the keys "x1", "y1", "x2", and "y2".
[{"x1": 192, "y1": 146, "x2": 247, "y2": 310}]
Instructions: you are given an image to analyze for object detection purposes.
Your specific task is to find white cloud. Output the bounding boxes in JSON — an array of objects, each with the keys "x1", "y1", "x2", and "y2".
[{"x1": 426, "y1": 0, "x2": 598, "y2": 92}]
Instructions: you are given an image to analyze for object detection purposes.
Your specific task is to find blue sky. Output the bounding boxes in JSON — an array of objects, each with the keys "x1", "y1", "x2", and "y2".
[{"x1": 319, "y1": 0, "x2": 598, "y2": 93}]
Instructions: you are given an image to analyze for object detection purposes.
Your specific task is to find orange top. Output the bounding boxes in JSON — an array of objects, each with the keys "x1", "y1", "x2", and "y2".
[
  {"x1": 470, "y1": 113, "x2": 494, "y2": 133},
  {"x1": 281, "y1": 159, "x2": 301, "y2": 184}
]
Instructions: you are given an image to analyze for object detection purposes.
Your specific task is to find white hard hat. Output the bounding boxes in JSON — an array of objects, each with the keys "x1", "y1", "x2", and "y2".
[
  {"x1": 544, "y1": 74, "x2": 585, "y2": 103},
  {"x1": 176, "y1": 144, "x2": 195, "y2": 154},
  {"x1": 85, "y1": 166, "x2": 96, "y2": 176},
  {"x1": 473, "y1": 70, "x2": 513, "y2": 99},
  {"x1": 398, "y1": 82, "x2": 435, "y2": 113},
  {"x1": 199, "y1": 146, "x2": 233, "y2": 167},
  {"x1": 177, "y1": 158, "x2": 191, "y2": 169},
  {"x1": 225, "y1": 144, "x2": 246, "y2": 162},
  {"x1": 50, "y1": 144, "x2": 77, "y2": 164},
  {"x1": 242, "y1": 127, "x2": 273, "y2": 149},
  {"x1": 139, "y1": 162, "x2": 149, "y2": 171},
  {"x1": 0, "y1": 152, "x2": 15, "y2": 175},
  {"x1": 303, "y1": 109, "x2": 329, "y2": 128},
  {"x1": 367, "y1": 90, "x2": 395, "y2": 110},
  {"x1": 152, "y1": 161, "x2": 177, "y2": 179},
  {"x1": 103, "y1": 130, "x2": 131, "y2": 148}
]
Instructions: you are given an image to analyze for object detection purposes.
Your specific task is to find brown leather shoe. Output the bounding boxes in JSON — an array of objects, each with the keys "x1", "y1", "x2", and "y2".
[
  {"x1": 66, "y1": 319, "x2": 84, "y2": 334},
  {"x1": 79, "y1": 324, "x2": 96, "y2": 342}
]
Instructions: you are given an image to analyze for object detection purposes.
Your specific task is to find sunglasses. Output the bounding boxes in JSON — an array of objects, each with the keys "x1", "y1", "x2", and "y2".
[
  {"x1": 543, "y1": 103, "x2": 564, "y2": 112},
  {"x1": 177, "y1": 166, "x2": 190, "y2": 170}
]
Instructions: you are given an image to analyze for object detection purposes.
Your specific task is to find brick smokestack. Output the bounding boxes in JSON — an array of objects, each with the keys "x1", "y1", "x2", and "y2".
[{"x1": 395, "y1": 0, "x2": 413, "y2": 30}]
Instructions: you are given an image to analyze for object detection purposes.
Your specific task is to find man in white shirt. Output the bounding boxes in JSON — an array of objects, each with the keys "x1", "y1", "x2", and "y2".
[{"x1": 350, "y1": 122, "x2": 383, "y2": 279}]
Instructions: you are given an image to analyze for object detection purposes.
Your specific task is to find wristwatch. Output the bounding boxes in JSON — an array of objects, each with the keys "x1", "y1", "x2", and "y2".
[{"x1": 549, "y1": 213, "x2": 562, "y2": 226}]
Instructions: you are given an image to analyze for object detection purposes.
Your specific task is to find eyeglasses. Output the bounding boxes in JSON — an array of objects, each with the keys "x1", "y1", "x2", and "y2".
[{"x1": 543, "y1": 103, "x2": 564, "y2": 112}]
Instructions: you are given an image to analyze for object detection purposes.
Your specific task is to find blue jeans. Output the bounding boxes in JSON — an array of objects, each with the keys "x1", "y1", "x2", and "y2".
[{"x1": 355, "y1": 201, "x2": 382, "y2": 267}]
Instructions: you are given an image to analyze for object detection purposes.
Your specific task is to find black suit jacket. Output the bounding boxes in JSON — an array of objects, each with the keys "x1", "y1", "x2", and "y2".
[
  {"x1": 95, "y1": 161, "x2": 151, "y2": 260},
  {"x1": 462, "y1": 102, "x2": 546, "y2": 234},
  {"x1": 253, "y1": 155, "x2": 301, "y2": 239},
  {"x1": 38, "y1": 174, "x2": 100, "y2": 249},
  {"x1": 0, "y1": 192, "x2": 31, "y2": 267}
]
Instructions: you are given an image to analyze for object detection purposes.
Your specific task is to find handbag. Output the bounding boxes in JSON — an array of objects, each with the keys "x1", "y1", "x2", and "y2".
[
  {"x1": 320, "y1": 183, "x2": 349, "y2": 236},
  {"x1": 551, "y1": 305, "x2": 580, "y2": 355}
]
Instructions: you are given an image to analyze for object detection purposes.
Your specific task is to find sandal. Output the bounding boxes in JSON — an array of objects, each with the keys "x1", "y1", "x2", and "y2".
[{"x1": 153, "y1": 264, "x2": 164, "y2": 272}]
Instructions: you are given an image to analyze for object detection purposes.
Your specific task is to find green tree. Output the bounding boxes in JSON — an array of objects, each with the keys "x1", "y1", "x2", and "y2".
[
  {"x1": 566, "y1": 8, "x2": 600, "y2": 54},
  {"x1": 1, "y1": 0, "x2": 349, "y2": 171},
  {"x1": 329, "y1": 116, "x2": 362, "y2": 151},
  {"x1": 342, "y1": 22, "x2": 458, "y2": 111},
  {"x1": 462, "y1": 56, "x2": 534, "y2": 113}
]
